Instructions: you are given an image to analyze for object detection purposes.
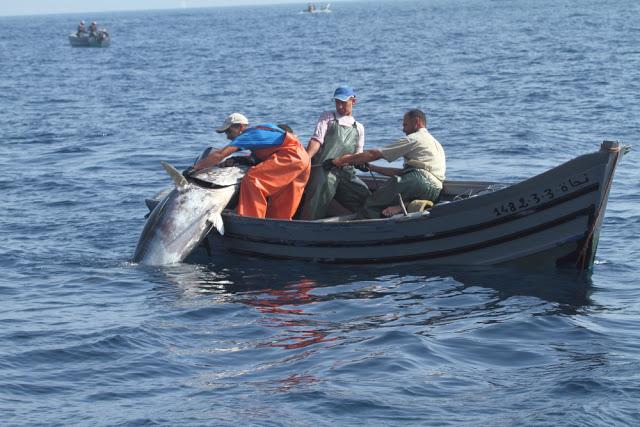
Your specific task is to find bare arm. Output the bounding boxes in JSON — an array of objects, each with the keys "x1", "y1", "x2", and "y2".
[
  {"x1": 193, "y1": 145, "x2": 239, "y2": 170},
  {"x1": 306, "y1": 138, "x2": 322, "y2": 159},
  {"x1": 368, "y1": 164, "x2": 402, "y2": 177},
  {"x1": 334, "y1": 149, "x2": 402, "y2": 176},
  {"x1": 333, "y1": 149, "x2": 383, "y2": 167}
]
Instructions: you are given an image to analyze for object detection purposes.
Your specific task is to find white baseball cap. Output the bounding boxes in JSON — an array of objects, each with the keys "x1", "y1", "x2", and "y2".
[{"x1": 215, "y1": 113, "x2": 249, "y2": 133}]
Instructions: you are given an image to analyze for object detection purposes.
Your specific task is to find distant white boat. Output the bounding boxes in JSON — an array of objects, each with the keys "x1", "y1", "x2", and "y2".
[
  {"x1": 302, "y1": 3, "x2": 331, "y2": 13},
  {"x1": 68, "y1": 29, "x2": 110, "y2": 47}
]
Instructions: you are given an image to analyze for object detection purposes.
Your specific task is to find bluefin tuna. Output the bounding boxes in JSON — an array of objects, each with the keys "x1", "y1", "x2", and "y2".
[{"x1": 132, "y1": 161, "x2": 247, "y2": 265}]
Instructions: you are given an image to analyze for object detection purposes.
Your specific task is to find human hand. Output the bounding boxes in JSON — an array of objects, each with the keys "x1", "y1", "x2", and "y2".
[
  {"x1": 221, "y1": 156, "x2": 255, "y2": 167},
  {"x1": 322, "y1": 158, "x2": 336, "y2": 171},
  {"x1": 230, "y1": 156, "x2": 256, "y2": 167},
  {"x1": 354, "y1": 163, "x2": 370, "y2": 172},
  {"x1": 182, "y1": 166, "x2": 196, "y2": 178},
  {"x1": 220, "y1": 158, "x2": 237, "y2": 167}
]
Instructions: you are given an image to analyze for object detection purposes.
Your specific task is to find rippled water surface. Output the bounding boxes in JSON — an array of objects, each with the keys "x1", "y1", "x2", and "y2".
[{"x1": 1, "y1": 0, "x2": 639, "y2": 425}]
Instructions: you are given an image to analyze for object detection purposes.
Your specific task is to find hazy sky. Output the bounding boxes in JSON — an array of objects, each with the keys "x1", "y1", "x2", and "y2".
[{"x1": 1, "y1": 0, "x2": 333, "y2": 17}]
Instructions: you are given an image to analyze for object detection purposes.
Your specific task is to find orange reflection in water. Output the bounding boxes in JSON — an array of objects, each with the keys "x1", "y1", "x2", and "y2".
[{"x1": 241, "y1": 278, "x2": 337, "y2": 350}]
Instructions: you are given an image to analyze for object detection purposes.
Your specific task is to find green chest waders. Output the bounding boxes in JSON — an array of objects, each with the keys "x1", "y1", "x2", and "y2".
[{"x1": 299, "y1": 116, "x2": 371, "y2": 220}]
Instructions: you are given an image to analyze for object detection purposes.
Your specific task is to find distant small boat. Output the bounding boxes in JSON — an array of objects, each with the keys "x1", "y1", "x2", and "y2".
[
  {"x1": 68, "y1": 30, "x2": 110, "y2": 48},
  {"x1": 303, "y1": 3, "x2": 331, "y2": 13}
]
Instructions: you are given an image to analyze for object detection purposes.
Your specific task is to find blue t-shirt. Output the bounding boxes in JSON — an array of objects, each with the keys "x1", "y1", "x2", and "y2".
[{"x1": 230, "y1": 124, "x2": 285, "y2": 151}]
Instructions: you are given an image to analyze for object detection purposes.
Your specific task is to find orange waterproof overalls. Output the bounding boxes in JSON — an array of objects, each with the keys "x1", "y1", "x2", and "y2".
[{"x1": 237, "y1": 131, "x2": 311, "y2": 220}]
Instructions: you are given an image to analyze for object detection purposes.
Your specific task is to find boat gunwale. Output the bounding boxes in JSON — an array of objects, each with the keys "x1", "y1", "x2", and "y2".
[
  {"x1": 220, "y1": 182, "x2": 600, "y2": 248},
  {"x1": 220, "y1": 147, "x2": 612, "y2": 228}
]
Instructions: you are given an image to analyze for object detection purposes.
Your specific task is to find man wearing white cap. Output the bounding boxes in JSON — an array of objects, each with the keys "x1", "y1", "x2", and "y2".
[
  {"x1": 298, "y1": 86, "x2": 371, "y2": 220},
  {"x1": 193, "y1": 113, "x2": 310, "y2": 220},
  {"x1": 214, "y1": 112, "x2": 249, "y2": 138}
]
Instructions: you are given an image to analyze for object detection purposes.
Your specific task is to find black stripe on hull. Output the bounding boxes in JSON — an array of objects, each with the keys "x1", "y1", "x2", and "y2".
[{"x1": 222, "y1": 205, "x2": 596, "y2": 264}]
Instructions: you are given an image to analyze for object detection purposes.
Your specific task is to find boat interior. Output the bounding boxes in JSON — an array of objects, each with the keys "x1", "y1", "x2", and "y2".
[
  {"x1": 225, "y1": 174, "x2": 508, "y2": 222},
  {"x1": 145, "y1": 174, "x2": 507, "y2": 222}
]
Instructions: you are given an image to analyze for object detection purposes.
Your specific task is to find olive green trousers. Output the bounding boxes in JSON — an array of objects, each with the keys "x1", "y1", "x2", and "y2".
[{"x1": 360, "y1": 169, "x2": 441, "y2": 219}]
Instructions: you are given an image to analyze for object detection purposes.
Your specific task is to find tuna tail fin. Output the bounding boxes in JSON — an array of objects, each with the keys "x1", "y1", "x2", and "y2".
[
  {"x1": 160, "y1": 160, "x2": 188, "y2": 190},
  {"x1": 208, "y1": 211, "x2": 225, "y2": 236}
]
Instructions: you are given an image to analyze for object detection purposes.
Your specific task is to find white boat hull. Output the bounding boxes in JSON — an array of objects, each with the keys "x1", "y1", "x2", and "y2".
[{"x1": 68, "y1": 33, "x2": 110, "y2": 47}]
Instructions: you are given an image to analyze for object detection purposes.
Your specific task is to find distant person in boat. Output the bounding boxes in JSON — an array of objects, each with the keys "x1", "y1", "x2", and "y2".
[
  {"x1": 298, "y1": 86, "x2": 371, "y2": 220},
  {"x1": 331, "y1": 108, "x2": 445, "y2": 218},
  {"x1": 192, "y1": 113, "x2": 311, "y2": 220},
  {"x1": 97, "y1": 28, "x2": 109, "y2": 42},
  {"x1": 76, "y1": 21, "x2": 86, "y2": 37},
  {"x1": 89, "y1": 21, "x2": 98, "y2": 38}
]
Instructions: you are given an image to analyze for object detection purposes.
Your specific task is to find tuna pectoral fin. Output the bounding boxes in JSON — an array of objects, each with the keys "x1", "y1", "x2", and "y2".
[
  {"x1": 160, "y1": 160, "x2": 188, "y2": 190},
  {"x1": 208, "y1": 212, "x2": 225, "y2": 236}
]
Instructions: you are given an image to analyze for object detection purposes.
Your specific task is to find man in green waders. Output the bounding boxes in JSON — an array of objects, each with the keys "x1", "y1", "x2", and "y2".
[{"x1": 298, "y1": 86, "x2": 371, "y2": 220}]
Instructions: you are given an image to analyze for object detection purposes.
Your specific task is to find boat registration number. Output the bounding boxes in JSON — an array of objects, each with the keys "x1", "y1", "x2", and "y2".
[{"x1": 492, "y1": 173, "x2": 590, "y2": 217}]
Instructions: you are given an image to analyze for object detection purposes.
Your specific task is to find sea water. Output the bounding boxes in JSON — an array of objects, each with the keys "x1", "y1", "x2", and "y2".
[{"x1": 1, "y1": 0, "x2": 639, "y2": 425}]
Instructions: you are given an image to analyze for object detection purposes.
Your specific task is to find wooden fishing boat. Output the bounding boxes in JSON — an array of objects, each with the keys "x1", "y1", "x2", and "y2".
[{"x1": 184, "y1": 141, "x2": 628, "y2": 270}]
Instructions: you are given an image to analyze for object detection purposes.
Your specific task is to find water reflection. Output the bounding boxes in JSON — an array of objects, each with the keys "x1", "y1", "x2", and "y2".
[
  {"x1": 171, "y1": 255, "x2": 592, "y2": 304},
  {"x1": 444, "y1": 266, "x2": 593, "y2": 314},
  {"x1": 158, "y1": 258, "x2": 594, "y2": 351},
  {"x1": 242, "y1": 278, "x2": 338, "y2": 350},
  {"x1": 151, "y1": 259, "x2": 598, "y2": 401}
]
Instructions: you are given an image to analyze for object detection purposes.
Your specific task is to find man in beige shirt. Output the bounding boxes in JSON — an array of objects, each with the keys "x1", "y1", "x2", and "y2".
[{"x1": 332, "y1": 108, "x2": 445, "y2": 218}]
